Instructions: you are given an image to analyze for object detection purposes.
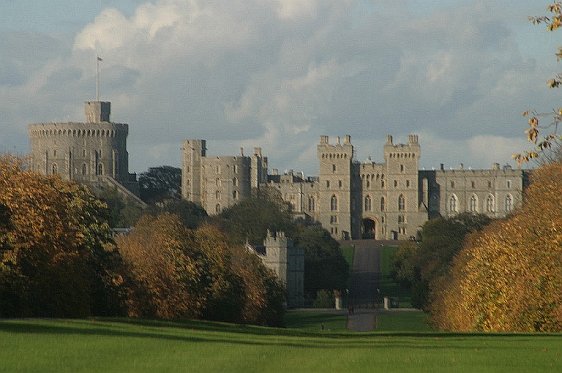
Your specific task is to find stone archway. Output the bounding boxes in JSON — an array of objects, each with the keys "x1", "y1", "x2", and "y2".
[{"x1": 362, "y1": 218, "x2": 376, "y2": 239}]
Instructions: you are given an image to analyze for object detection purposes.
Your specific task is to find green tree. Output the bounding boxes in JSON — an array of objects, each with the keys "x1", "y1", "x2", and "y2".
[
  {"x1": 392, "y1": 213, "x2": 491, "y2": 309},
  {"x1": 146, "y1": 199, "x2": 208, "y2": 229},
  {"x1": 138, "y1": 166, "x2": 182, "y2": 204},
  {"x1": 215, "y1": 189, "x2": 294, "y2": 245},
  {"x1": 293, "y1": 224, "x2": 349, "y2": 299},
  {"x1": 96, "y1": 186, "x2": 143, "y2": 228}
]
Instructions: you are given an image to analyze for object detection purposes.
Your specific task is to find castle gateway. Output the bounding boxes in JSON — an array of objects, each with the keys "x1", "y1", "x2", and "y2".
[{"x1": 183, "y1": 134, "x2": 525, "y2": 240}]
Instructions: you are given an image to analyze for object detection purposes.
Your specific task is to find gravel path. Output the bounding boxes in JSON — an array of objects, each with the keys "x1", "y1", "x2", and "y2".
[{"x1": 346, "y1": 240, "x2": 381, "y2": 332}]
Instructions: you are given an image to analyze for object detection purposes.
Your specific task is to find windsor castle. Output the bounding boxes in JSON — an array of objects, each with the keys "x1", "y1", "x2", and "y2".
[
  {"x1": 27, "y1": 100, "x2": 526, "y2": 241},
  {"x1": 182, "y1": 134, "x2": 525, "y2": 241}
]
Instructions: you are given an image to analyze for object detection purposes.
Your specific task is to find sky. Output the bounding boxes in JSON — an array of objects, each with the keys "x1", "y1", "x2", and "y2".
[{"x1": 0, "y1": 0, "x2": 559, "y2": 175}]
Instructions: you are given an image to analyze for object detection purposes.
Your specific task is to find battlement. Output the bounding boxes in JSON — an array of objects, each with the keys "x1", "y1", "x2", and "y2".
[
  {"x1": 319, "y1": 135, "x2": 352, "y2": 146},
  {"x1": 264, "y1": 230, "x2": 289, "y2": 247}
]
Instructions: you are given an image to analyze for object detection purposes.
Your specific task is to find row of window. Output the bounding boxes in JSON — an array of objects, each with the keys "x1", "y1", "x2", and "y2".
[
  {"x1": 50, "y1": 162, "x2": 104, "y2": 176},
  {"x1": 49, "y1": 149, "x2": 103, "y2": 158},
  {"x1": 213, "y1": 165, "x2": 239, "y2": 174},
  {"x1": 213, "y1": 190, "x2": 239, "y2": 200},
  {"x1": 449, "y1": 194, "x2": 513, "y2": 213},
  {"x1": 363, "y1": 195, "x2": 405, "y2": 212},
  {"x1": 326, "y1": 180, "x2": 344, "y2": 188},
  {"x1": 450, "y1": 180, "x2": 513, "y2": 189},
  {"x1": 215, "y1": 178, "x2": 239, "y2": 187}
]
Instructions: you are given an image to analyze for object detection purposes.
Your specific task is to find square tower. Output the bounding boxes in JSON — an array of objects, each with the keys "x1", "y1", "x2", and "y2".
[
  {"x1": 317, "y1": 135, "x2": 358, "y2": 240},
  {"x1": 85, "y1": 101, "x2": 111, "y2": 123}
]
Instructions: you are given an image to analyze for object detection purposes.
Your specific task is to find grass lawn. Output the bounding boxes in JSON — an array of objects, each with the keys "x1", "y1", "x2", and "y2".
[
  {"x1": 1, "y1": 318, "x2": 560, "y2": 372},
  {"x1": 285, "y1": 310, "x2": 348, "y2": 332},
  {"x1": 379, "y1": 245, "x2": 412, "y2": 308},
  {"x1": 340, "y1": 244, "x2": 355, "y2": 269},
  {"x1": 376, "y1": 311, "x2": 433, "y2": 332}
]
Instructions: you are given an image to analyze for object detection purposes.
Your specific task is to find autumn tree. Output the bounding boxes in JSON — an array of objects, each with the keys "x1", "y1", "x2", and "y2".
[
  {"x1": 514, "y1": 2, "x2": 562, "y2": 164},
  {"x1": 116, "y1": 213, "x2": 285, "y2": 325},
  {"x1": 429, "y1": 163, "x2": 562, "y2": 332},
  {"x1": 0, "y1": 156, "x2": 124, "y2": 317}
]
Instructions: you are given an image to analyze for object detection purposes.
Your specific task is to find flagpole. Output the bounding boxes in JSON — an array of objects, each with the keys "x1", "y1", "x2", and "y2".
[{"x1": 96, "y1": 56, "x2": 101, "y2": 101}]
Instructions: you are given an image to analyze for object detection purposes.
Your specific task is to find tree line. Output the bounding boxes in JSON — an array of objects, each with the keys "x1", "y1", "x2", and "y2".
[{"x1": 0, "y1": 158, "x2": 349, "y2": 324}]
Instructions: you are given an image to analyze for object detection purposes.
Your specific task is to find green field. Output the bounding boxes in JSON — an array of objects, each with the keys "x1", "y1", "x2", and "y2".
[
  {"x1": 379, "y1": 245, "x2": 412, "y2": 307},
  {"x1": 1, "y1": 318, "x2": 560, "y2": 372}
]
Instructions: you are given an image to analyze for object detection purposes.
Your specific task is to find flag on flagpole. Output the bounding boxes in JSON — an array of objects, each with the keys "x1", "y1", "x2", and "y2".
[{"x1": 97, "y1": 56, "x2": 103, "y2": 62}]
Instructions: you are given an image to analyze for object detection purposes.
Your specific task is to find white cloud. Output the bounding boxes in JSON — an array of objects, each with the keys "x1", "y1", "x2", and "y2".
[{"x1": 0, "y1": 0, "x2": 558, "y2": 173}]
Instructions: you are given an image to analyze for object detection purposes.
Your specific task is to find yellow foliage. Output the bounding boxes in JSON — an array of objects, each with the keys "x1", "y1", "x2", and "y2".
[{"x1": 430, "y1": 163, "x2": 562, "y2": 332}]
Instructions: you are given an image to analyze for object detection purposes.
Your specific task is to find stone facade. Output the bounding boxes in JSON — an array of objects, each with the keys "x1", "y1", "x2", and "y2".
[
  {"x1": 28, "y1": 101, "x2": 140, "y2": 198},
  {"x1": 183, "y1": 134, "x2": 526, "y2": 240},
  {"x1": 247, "y1": 231, "x2": 305, "y2": 308},
  {"x1": 181, "y1": 140, "x2": 268, "y2": 214}
]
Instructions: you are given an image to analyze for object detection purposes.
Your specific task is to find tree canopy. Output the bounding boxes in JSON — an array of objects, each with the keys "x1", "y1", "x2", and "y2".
[
  {"x1": 0, "y1": 156, "x2": 123, "y2": 317},
  {"x1": 138, "y1": 166, "x2": 182, "y2": 204},
  {"x1": 392, "y1": 212, "x2": 491, "y2": 309},
  {"x1": 430, "y1": 163, "x2": 562, "y2": 332}
]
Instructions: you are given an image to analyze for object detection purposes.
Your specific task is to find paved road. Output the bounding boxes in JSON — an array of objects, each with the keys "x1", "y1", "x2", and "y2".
[{"x1": 345, "y1": 240, "x2": 382, "y2": 331}]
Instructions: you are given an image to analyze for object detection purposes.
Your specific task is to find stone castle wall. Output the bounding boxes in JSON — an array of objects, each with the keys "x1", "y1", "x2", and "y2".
[{"x1": 182, "y1": 134, "x2": 526, "y2": 240}]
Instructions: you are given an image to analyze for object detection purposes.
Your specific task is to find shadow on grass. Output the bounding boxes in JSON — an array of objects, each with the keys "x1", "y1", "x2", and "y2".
[
  {"x1": 3, "y1": 319, "x2": 555, "y2": 352},
  {"x1": 1, "y1": 318, "x2": 560, "y2": 350}
]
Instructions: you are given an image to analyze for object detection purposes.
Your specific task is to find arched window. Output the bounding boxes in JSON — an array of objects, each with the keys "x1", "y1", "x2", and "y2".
[
  {"x1": 505, "y1": 194, "x2": 513, "y2": 213},
  {"x1": 332, "y1": 164, "x2": 336, "y2": 172},
  {"x1": 366, "y1": 180, "x2": 370, "y2": 188},
  {"x1": 233, "y1": 190, "x2": 238, "y2": 200},
  {"x1": 82, "y1": 163, "x2": 87, "y2": 175},
  {"x1": 449, "y1": 195, "x2": 458, "y2": 213},
  {"x1": 469, "y1": 195, "x2": 478, "y2": 212},
  {"x1": 364, "y1": 195, "x2": 372, "y2": 211},
  {"x1": 330, "y1": 195, "x2": 338, "y2": 211},
  {"x1": 216, "y1": 190, "x2": 221, "y2": 200},
  {"x1": 400, "y1": 164, "x2": 404, "y2": 172},
  {"x1": 398, "y1": 194, "x2": 405, "y2": 211},
  {"x1": 51, "y1": 163, "x2": 58, "y2": 175},
  {"x1": 380, "y1": 197, "x2": 385, "y2": 212},
  {"x1": 486, "y1": 195, "x2": 495, "y2": 212},
  {"x1": 233, "y1": 177, "x2": 238, "y2": 186},
  {"x1": 215, "y1": 204, "x2": 221, "y2": 213},
  {"x1": 308, "y1": 197, "x2": 315, "y2": 212}
]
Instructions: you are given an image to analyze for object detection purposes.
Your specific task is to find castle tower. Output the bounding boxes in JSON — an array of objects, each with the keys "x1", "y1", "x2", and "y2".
[
  {"x1": 383, "y1": 134, "x2": 424, "y2": 239},
  {"x1": 317, "y1": 135, "x2": 358, "y2": 240},
  {"x1": 28, "y1": 101, "x2": 130, "y2": 184},
  {"x1": 263, "y1": 231, "x2": 304, "y2": 307},
  {"x1": 182, "y1": 139, "x2": 206, "y2": 204},
  {"x1": 251, "y1": 147, "x2": 268, "y2": 189},
  {"x1": 182, "y1": 140, "x2": 252, "y2": 214}
]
